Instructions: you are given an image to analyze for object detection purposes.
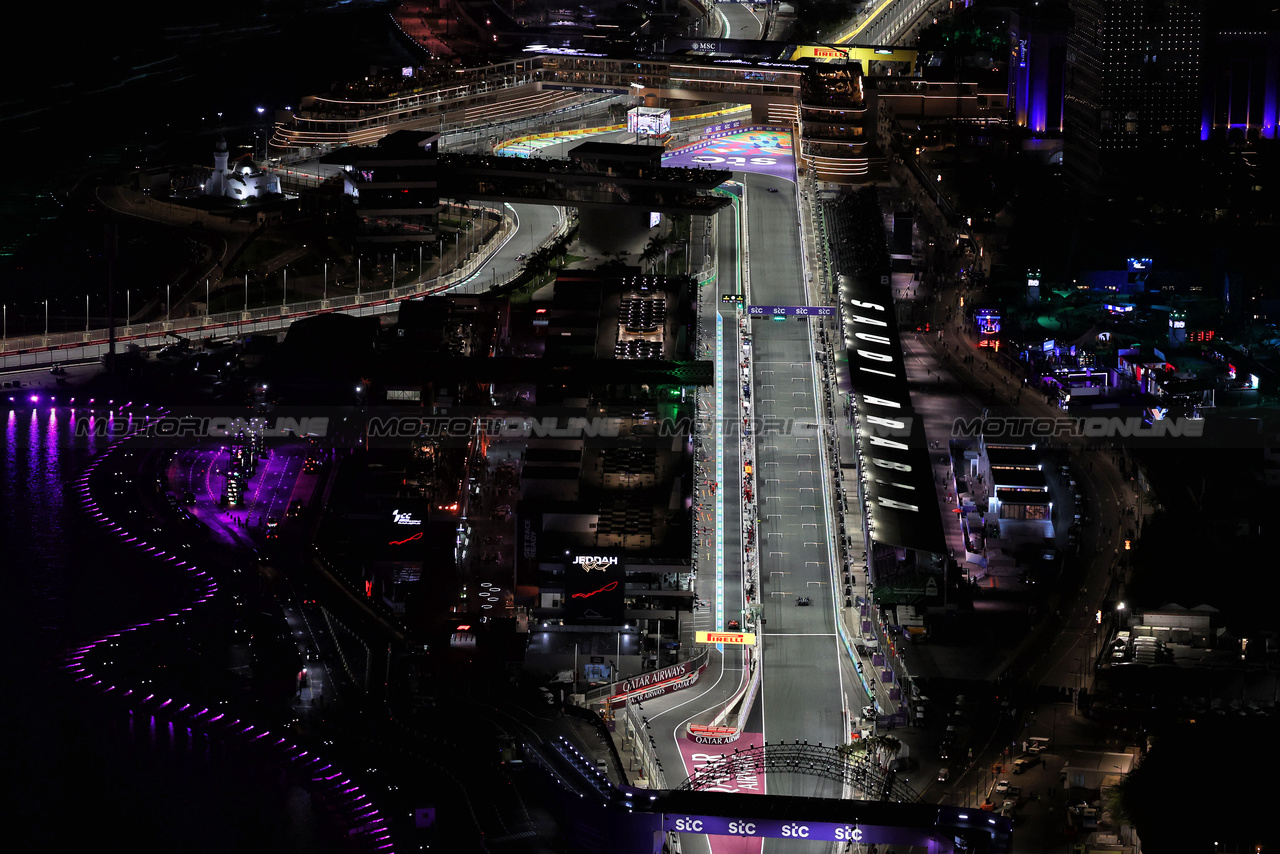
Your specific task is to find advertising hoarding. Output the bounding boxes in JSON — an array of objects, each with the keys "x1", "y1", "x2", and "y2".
[
  {"x1": 563, "y1": 554, "x2": 625, "y2": 624},
  {"x1": 746, "y1": 305, "x2": 835, "y2": 317},
  {"x1": 696, "y1": 631, "x2": 756, "y2": 645}
]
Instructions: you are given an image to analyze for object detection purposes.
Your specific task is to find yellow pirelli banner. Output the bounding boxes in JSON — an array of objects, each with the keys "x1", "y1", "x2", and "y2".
[
  {"x1": 697, "y1": 630, "x2": 756, "y2": 645},
  {"x1": 789, "y1": 44, "x2": 917, "y2": 65}
]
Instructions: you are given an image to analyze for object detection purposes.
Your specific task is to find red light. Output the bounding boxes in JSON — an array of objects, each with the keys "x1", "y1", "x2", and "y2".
[
  {"x1": 389, "y1": 532, "x2": 423, "y2": 546},
  {"x1": 571, "y1": 581, "x2": 618, "y2": 599},
  {"x1": 365, "y1": 579, "x2": 373, "y2": 597}
]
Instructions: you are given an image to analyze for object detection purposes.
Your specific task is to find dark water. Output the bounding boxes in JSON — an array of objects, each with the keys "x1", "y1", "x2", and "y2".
[
  {"x1": 0, "y1": 8, "x2": 416, "y2": 845},
  {"x1": 0, "y1": 0, "x2": 417, "y2": 333},
  {"x1": 0, "y1": 408, "x2": 340, "y2": 852}
]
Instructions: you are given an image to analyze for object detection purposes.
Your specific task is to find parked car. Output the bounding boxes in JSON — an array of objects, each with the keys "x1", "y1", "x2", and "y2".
[{"x1": 995, "y1": 780, "x2": 1011, "y2": 794}]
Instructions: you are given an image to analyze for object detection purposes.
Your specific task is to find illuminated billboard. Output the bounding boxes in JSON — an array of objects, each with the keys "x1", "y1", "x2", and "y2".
[
  {"x1": 564, "y1": 554, "x2": 625, "y2": 623},
  {"x1": 696, "y1": 631, "x2": 756, "y2": 645},
  {"x1": 627, "y1": 106, "x2": 671, "y2": 136}
]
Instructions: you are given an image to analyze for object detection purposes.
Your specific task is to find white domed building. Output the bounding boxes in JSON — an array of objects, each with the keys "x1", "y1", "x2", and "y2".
[{"x1": 205, "y1": 137, "x2": 280, "y2": 201}]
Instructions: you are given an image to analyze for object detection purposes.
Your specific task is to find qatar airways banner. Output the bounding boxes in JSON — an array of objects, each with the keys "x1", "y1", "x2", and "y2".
[
  {"x1": 617, "y1": 658, "x2": 700, "y2": 695},
  {"x1": 607, "y1": 663, "x2": 706, "y2": 709}
]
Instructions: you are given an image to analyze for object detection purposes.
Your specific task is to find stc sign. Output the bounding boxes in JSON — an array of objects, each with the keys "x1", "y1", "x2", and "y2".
[
  {"x1": 748, "y1": 305, "x2": 836, "y2": 317},
  {"x1": 664, "y1": 816, "x2": 901, "y2": 843}
]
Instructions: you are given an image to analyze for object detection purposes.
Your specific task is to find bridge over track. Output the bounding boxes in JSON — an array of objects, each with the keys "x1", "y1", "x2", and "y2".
[{"x1": 674, "y1": 741, "x2": 920, "y2": 802}]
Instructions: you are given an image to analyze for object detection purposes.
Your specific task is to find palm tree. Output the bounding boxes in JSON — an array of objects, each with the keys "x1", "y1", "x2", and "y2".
[
  {"x1": 641, "y1": 233, "x2": 670, "y2": 272},
  {"x1": 878, "y1": 734, "x2": 903, "y2": 768},
  {"x1": 838, "y1": 740, "x2": 868, "y2": 760},
  {"x1": 640, "y1": 237, "x2": 660, "y2": 271},
  {"x1": 1104, "y1": 774, "x2": 1135, "y2": 827}
]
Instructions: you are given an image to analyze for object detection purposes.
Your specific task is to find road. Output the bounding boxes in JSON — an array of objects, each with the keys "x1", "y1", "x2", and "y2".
[
  {"x1": 716, "y1": 1, "x2": 768, "y2": 40},
  {"x1": 453, "y1": 202, "x2": 566, "y2": 293},
  {"x1": 744, "y1": 172, "x2": 849, "y2": 825},
  {"x1": 914, "y1": 279, "x2": 1148, "y2": 692},
  {"x1": 639, "y1": 167, "x2": 857, "y2": 854}
]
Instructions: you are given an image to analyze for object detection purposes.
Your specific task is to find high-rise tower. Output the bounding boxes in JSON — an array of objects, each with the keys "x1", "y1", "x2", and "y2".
[{"x1": 1064, "y1": 0, "x2": 1205, "y2": 198}]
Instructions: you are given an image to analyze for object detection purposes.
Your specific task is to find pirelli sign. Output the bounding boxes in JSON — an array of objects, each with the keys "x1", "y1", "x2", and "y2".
[{"x1": 696, "y1": 631, "x2": 756, "y2": 645}]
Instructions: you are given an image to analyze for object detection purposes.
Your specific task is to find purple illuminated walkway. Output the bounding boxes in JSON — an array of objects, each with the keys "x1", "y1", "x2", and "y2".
[{"x1": 45, "y1": 403, "x2": 397, "y2": 853}]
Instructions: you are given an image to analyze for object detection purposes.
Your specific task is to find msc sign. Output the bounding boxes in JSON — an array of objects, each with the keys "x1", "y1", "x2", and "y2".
[{"x1": 696, "y1": 631, "x2": 756, "y2": 645}]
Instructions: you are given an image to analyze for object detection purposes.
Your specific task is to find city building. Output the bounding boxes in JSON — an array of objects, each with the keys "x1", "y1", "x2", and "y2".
[
  {"x1": 1064, "y1": 0, "x2": 1206, "y2": 198},
  {"x1": 1201, "y1": 14, "x2": 1280, "y2": 143},
  {"x1": 327, "y1": 129, "x2": 441, "y2": 249},
  {"x1": 1007, "y1": 1, "x2": 1070, "y2": 135}
]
